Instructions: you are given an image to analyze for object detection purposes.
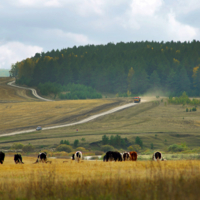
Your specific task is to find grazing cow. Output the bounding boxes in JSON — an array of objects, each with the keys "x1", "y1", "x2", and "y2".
[
  {"x1": 104, "y1": 151, "x2": 122, "y2": 162},
  {"x1": 14, "y1": 154, "x2": 24, "y2": 164},
  {"x1": 34, "y1": 152, "x2": 51, "y2": 164},
  {"x1": 129, "y1": 151, "x2": 137, "y2": 161},
  {"x1": 0, "y1": 152, "x2": 5, "y2": 164},
  {"x1": 152, "y1": 152, "x2": 164, "y2": 161},
  {"x1": 75, "y1": 151, "x2": 82, "y2": 162},
  {"x1": 123, "y1": 152, "x2": 130, "y2": 161}
]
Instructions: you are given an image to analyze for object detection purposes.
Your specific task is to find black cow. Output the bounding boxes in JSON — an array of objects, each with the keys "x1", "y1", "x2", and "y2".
[
  {"x1": 34, "y1": 152, "x2": 51, "y2": 164},
  {"x1": 14, "y1": 154, "x2": 24, "y2": 164},
  {"x1": 72, "y1": 154, "x2": 75, "y2": 160},
  {"x1": 104, "y1": 151, "x2": 122, "y2": 162},
  {"x1": 0, "y1": 152, "x2": 5, "y2": 164}
]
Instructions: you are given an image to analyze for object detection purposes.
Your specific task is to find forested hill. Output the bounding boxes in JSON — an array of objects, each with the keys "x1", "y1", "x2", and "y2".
[{"x1": 10, "y1": 41, "x2": 200, "y2": 96}]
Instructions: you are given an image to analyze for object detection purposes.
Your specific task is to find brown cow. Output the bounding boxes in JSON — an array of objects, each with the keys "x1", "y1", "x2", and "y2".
[{"x1": 129, "y1": 151, "x2": 137, "y2": 161}]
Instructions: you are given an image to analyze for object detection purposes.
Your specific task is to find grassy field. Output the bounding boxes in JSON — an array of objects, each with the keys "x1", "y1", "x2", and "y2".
[
  {"x1": 0, "y1": 98, "x2": 125, "y2": 132},
  {"x1": 0, "y1": 157, "x2": 200, "y2": 199},
  {"x1": 0, "y1": 77, "x2": 200, "y2": 152},
  {"x1": 1, "y1": 100, "x2": 199, "y2": 151}
]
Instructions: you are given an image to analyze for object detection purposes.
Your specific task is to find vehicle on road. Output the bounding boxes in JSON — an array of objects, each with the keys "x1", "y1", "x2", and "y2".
[
  {"x1": 134, "y1": 97, "x2": 141, "y2": 103},
  {"x1": 36, "y1": 126, "x2": 42, "y2": 131}
]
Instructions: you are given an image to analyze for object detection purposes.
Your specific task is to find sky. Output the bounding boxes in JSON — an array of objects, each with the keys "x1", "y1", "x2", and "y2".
[{"x1": 0, "y1": 0, "x2": 200, "y2": 69}]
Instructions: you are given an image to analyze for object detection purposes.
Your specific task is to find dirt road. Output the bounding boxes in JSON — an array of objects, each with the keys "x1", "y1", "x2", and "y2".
[
  {"x1": 7, "y1": 80, "x2": 52, "y2": 101},
  {"x1": 0, "y1": 101, "x2": 145, "y2": 137}
]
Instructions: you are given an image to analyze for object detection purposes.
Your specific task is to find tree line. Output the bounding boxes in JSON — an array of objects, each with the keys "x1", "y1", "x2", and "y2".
[{"x1": 10, "y1": 40, "x2": 200, "y2": 96}]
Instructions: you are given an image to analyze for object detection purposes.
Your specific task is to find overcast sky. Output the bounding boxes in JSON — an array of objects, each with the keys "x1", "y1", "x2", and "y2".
[{"x1": 0, "y1": 0, "x2": 200, "y2": 69}]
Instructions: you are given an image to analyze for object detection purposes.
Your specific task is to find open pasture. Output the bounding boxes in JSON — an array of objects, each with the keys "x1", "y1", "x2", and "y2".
[
  {"x1": 0, "y1": 98, "x2": 123, "y2": 133},
  {"x1": 1, "y1": 100, "x2": 199, "y2": 151},
  {"x1": 0, "y1": 157, "x2": 200, "y2": 199}
]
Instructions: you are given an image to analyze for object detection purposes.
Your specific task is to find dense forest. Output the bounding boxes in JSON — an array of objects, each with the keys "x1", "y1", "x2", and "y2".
[{"x1": 10, "y1": 40, "x2": 200, "y2": 97}]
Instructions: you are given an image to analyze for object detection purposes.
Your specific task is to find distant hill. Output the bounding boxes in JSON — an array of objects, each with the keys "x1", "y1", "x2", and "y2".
[
  {"x1": 10, "y1": 41, "x2": 200, "y2": 96},
  {"x1": 0, "y1": 69, "x2": 9, "y2": 77}
]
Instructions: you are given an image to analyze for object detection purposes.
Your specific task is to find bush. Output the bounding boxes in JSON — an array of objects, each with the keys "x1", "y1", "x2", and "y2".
[
  {"x1": 11, "y1": 143, "x2": 24, "y2": 149},
  {"x1": 192, "y1": 107, "x2": 197, "y2": 111},
  {"x1": 76, "y1": 147, "x2": 86, "y2": 152},
  {"x1": 22, "y1": 144, "x2": 35, "y2": 153},
  {"x1": 101, "y1": 145, "x2": 115, "y2": 152},
  {"x1": 168, "y1": 143, "x2": 188, "y2": 152},
  {"x1": 186, "y1": 108, "x2": 188, "y2": 112},
  {"x1": 56, "y1": 144, "x2": 73, "y2": 152},
  {"x1": 128, "y1": 145, "x2": 141, "y2": 152}
]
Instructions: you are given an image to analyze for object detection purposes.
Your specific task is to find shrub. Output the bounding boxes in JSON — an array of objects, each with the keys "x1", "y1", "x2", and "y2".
[
  {"x1": 101, "y1": 145, "x2": 114, "y2": 152},
  {"x1": 132, "y1": 144, "x2": 141, "y2": 152},
  {"x1": 127, "y1": 146, "x2": 133, "y2": 151},
  {"x1": 76, "y1": 147, "x2": 86, "y2": 152},
  {"x1": 192, "y1": 107, "x2": 197, "y2": 111},
  {"x1": 22, "y1": 144, "x2": 35, "y2": 152},
  {"x1": 81, "y1": 138, "x2": 85, "y2": 142},
  {"x1": 60, "y1": 140, "x2": 70, "y2": 145},
  {"x1": 150, "y1": 143, "x2": 154, "y2": 149},
  {"x1": 168, "y1": 143, "x2": 188, "y2": 152},
  {"x1": 11, "y1": 143, "x2": 24, "y2": 149},
  {"x1": 56, "y1": 144, "x2": 73, "y2": 152},
  {"x1": 186, "y1": 108, "x2": 188, "y2": 112}
]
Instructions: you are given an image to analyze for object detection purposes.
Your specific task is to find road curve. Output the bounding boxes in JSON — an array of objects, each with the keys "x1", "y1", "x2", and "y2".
[
  {"x1": 7, "y1": 81, "x2": 52, "y2": 101},
  {"x1": 0, "y1": 102, "x2": 142, "y2": 137}
]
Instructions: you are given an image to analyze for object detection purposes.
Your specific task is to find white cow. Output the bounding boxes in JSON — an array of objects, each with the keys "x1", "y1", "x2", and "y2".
[{"x1": 75, "y1": 151, "x2": 82, "y2": 162}]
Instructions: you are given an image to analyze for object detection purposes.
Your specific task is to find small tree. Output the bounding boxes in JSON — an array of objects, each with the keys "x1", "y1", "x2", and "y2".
[
  {"x1": 60, "y1": 140, "x2": 64, "y2": 144},
  {"x1": 150, "y1": 143, "x2": 154, "y2": 149},
  {"x1": 102, "y1": 135, "x2": 109, "y2": 145},
  {"x1": 73, "y1": 139, "x2": 79, "y2": 148},
  {"x1": 135, "y1": 136, "x2": 143, "y2": 148},
  {"x1": 63, "y1": 140, "x2": 70, "y2": 145}
]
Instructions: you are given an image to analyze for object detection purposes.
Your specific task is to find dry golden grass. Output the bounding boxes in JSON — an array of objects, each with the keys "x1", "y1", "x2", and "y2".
[
  {"x1": 1, "y1": 157, "x2": 200, "y2": 199},
  {"x1": 0, "y1": 77, "x2": 37, "y2": 102}
]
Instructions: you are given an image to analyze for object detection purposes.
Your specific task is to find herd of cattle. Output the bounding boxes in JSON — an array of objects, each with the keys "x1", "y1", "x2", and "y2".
[{"x1": 0, "y1": 150, "x2": 166, "y2": 164}]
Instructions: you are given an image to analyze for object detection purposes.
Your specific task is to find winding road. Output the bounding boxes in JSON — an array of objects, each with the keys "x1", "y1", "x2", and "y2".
[
  {"x1": 3, "y1": 80, "x2": 144, "y2": 138},
  {"x1": 7, "y1": 81, "x2": 52, "y2": 101}
]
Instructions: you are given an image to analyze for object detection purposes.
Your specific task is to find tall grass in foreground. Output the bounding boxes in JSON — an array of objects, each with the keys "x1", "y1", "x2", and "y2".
[{"x1": 1, "y1": 160, "x2": 200, "y2": 200}]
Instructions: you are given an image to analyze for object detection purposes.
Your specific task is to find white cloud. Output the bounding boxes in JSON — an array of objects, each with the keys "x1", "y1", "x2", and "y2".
[
  {"x1": 167, "y1": 13, "x2": 198, "y2": 41},
  {"x1": 45, "y1": 29, "x2": 90, "y2": 45},
  {"x1": 0, "y1": 42, "x2": 43, "y2": 69},
  {"x1": 130, "y1": 0, "x2": 163, "y2": 16},
  {"x1": 172, "y1": 0, "x2": 200, "y2": 14},
  {"x1": 71, "y1": 0, "x2": 105, "y2": 17}
]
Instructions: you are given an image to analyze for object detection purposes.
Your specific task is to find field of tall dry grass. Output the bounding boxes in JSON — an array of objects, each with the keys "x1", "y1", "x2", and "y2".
[{"x1": 0, "y1": 157, "x2": 200, "y2": 199}]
